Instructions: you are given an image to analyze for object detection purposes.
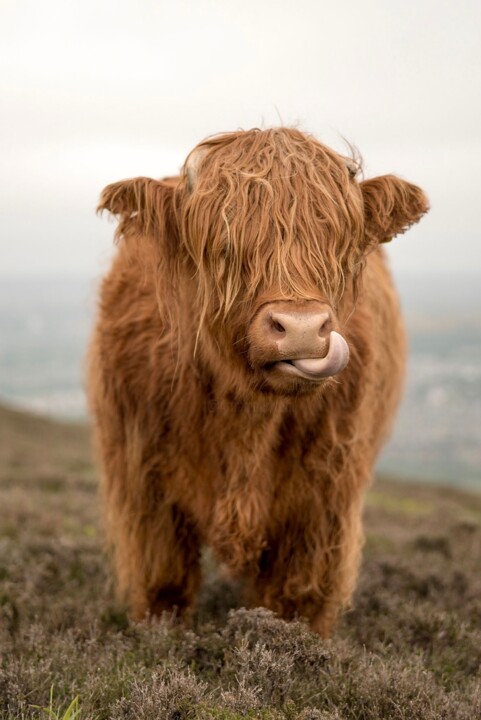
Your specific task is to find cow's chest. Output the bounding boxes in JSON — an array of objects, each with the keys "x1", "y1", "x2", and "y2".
[{"x1": 195, "y1": 401, "x2": 285, "y2": 571}]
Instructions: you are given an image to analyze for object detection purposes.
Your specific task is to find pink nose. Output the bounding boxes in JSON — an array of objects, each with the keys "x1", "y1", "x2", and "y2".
[
  {"x1": 255, "y1": 302, "x2": 333, "y2": 358},
  {"x1": 267, "y1": 309, "x2": 331, "y2": 353}
]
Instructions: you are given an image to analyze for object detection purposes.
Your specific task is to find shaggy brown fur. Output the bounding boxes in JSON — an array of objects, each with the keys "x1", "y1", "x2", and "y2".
[{"x1": 89, "y1": 128, "x2": 428, "y2": 636}]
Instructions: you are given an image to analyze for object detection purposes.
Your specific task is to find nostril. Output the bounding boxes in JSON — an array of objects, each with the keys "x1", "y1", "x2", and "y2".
[
  {"x1": 270, "y1": 317, "x2": 286, "y2": 334},
  {"x1": 318, "y1": 313, "x2": 332, "y2": 336}
]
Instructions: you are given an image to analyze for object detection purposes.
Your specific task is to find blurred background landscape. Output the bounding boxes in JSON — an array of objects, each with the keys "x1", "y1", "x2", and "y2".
[{"x1": 0, "y1": 271, "x2": 479, "y2": 488}]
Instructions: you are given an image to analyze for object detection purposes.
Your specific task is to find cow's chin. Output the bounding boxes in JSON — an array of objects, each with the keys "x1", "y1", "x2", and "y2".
[{"x1": 257, "y1": 363, "x2": 335, "y2": 396}]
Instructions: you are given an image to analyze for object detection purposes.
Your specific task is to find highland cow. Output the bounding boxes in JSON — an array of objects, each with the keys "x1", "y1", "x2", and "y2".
[{"x1": 89, "y1": 128, "x2": 428, "y2": 636}]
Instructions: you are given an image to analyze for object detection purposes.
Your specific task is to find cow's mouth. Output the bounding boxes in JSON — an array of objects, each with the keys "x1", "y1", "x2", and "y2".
[{"x1": 268, "y1": 331, "x2": 350, "y2": 381}]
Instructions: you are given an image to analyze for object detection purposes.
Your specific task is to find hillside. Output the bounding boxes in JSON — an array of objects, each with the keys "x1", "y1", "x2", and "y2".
[{"x1": 0, "y1": 404, "x2": 480, "y2": 719}]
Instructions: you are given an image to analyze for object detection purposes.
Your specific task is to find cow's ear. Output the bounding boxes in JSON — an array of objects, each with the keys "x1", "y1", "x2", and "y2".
[
  {"x1": 360, "y1": 175, "x2": 429, "y2": 245},
  {"x1": 97, "y1": 177, "x2": 177, "y2": 240}
]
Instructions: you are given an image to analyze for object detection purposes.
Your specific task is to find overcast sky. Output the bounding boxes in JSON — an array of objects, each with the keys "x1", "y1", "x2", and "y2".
[{"x1": 1, "y1": 0, "x2": 480, "y2": 279}]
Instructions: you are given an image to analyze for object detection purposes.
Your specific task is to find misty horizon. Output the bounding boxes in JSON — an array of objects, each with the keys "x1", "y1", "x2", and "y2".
[{"x1": 0, "y1": 274, "x2": 479, "y2": 489}]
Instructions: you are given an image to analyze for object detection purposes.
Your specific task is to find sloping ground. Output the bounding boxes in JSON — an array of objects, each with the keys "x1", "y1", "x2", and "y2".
[{"x1": 0, "y1": 404, "x2": 480, "y2": 719}]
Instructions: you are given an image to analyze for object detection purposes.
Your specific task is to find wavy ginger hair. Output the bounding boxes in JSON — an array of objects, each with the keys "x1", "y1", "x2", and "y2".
[
  {"x1": 181, "y1": 128, "x2": 365, "y2": 319},
  {"x1": 98, "y1": 128, "x2": 426, "y2": 329}
]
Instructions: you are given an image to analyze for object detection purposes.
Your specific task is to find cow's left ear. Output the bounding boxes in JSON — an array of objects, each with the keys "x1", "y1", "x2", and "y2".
[{"x1": 360, "y1": 175, "x2": 429, "y2": 245}]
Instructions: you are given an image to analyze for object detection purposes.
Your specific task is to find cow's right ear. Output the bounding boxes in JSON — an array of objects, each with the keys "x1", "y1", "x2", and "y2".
[{"x1": 97, "y1": 177, "x2": 176, "y2": 240}]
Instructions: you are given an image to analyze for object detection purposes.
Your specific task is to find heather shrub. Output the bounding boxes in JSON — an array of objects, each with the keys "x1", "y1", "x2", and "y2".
[{"x1": 0, "y1": 408, "x2": 480, "y2": 719}]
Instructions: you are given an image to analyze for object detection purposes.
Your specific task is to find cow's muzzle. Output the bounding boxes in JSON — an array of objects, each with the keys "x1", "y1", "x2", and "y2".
[
  {"x1": 248, "y1": 301, "x2": 350, "y2": 383},
  {"x1": 274, "y1": 331, "x2": 349, "y2": 380}
]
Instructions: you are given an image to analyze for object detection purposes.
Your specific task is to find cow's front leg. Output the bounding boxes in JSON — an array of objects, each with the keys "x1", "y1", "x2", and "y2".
[
  {"x1": 106, "y1": 493, "x2": 202, "y2": 622},
  {"x1": 247, "y1": 484, "x2": 365, "y2": 637},
  {"x1": 100, "y1": 458, "x2": 202, "y2": 621},
  {"x1": 130, "y1": 503, "x2": 202, "y2": 622}
]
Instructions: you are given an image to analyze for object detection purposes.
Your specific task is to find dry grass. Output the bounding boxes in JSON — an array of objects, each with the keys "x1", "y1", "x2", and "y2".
[{"x1": 0, "y1": 403, "x2": 480, "y2": 719}]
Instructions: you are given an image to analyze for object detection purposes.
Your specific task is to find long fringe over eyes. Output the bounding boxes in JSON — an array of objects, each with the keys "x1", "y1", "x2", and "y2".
[{"x1": 179, "y1": 128, "x2": 365, "y2": 321}]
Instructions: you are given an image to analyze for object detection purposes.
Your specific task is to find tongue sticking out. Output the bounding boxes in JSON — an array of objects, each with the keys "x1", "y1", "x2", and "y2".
[{"x1": 291, "y1": 331, "x2": 350, "y2": 378}]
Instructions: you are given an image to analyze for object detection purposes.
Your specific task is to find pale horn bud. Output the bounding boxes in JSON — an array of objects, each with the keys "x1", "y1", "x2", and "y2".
[{"x1": 185, "y1": 147, "x2": 208, "y2": 193}]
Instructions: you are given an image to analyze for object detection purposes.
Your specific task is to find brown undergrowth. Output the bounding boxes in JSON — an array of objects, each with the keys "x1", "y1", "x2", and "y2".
[{"x1": 0, "y1": 404, "x2": 480, "y2": 719}]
